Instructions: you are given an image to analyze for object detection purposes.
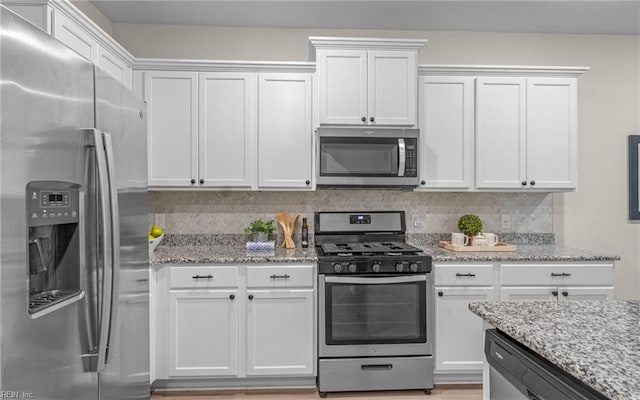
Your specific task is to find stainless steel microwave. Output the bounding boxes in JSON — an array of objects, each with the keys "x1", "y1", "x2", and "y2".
[{"x1": 316, "y1": 127, "x2": 419, "y2": 189}]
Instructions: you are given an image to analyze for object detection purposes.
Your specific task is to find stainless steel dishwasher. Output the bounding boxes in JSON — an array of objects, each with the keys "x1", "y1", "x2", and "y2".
[{"x1": 485, "y1": 329, "x2": 607, "y2": 400}]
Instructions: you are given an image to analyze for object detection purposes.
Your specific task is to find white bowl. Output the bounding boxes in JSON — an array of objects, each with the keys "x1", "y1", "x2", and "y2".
[{"x1": 149, "y1": 233, "x2": 164, "y2": 253}]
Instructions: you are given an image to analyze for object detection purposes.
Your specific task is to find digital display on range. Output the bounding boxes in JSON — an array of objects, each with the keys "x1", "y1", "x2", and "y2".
[{"x1": 349, "y1": 214, "x2": 371, "y2": 224}]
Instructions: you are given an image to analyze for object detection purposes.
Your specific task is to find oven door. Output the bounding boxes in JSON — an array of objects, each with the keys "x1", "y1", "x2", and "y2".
[{"x1": 319, "y1": 274, "x2": 433, "y2": 358}]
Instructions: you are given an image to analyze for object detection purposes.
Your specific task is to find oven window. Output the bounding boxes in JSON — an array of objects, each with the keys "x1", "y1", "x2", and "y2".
[
  {"x1": 319, "y1": 138, "x2": 399, "y2": 176},
  {"x1": 325, "y1": 280, "x2": 426, "y2": 344}
]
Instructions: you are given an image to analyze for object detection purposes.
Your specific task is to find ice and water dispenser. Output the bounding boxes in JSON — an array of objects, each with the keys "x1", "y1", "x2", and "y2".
[{"x1": 26, "y1": 181, "x2": 83, "y2": 316}]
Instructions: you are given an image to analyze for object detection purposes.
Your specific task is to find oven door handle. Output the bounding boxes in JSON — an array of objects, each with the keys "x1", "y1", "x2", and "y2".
[{"x1": 324, "y1": 275, "x2": 426, "y2": 284}]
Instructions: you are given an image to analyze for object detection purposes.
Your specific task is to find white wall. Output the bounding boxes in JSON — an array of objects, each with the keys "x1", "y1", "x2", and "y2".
[{"x1": 112, "y1": 24, "x2": 640, "y2": 299}]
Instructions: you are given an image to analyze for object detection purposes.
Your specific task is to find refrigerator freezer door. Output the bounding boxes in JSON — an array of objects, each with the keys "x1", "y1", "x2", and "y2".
[
  {"x1": 94, "y1": 67, "x2": 150, "y2": 400},
  {"x1": 0, "y1": 7, "x2": 98, "y2": 400}
]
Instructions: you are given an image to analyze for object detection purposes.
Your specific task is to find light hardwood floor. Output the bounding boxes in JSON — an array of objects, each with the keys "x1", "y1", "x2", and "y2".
[{"x1": 151, "y1": 386, "x2": 482, "y2": 400}]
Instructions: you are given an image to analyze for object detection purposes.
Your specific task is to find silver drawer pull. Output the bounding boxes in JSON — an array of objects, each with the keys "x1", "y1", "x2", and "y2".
[
  {"x1": 270, "y1": 274, "x2": 291, "y2": 280},
  {"x1": 361, "y1": 364, "x2": 393, "y2": 371},
  {"x1": 192, "y1": 274, "x2": 213, "y2": 279},
  {"x1": 456, "y1": 273, "x2": 476, "y2": 277},
  {"x1": 551, "y1": 272, "x2": 571, "y2": 277}
]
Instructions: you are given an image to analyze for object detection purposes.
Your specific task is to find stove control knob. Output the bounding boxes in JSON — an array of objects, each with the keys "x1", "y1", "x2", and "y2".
[
  {"x1": 371, "y1": 263, "x2": 381, "y2": 273},
  {"x1": 333, "y1": 263, "x2": 343, "y2": 273},
  {"x1": 348, "y1": 263, "x2": 357, "y2": 273},
  {"x1": 409, "y1": 263, "x2": 419, "y2": 272},
  {"x1": 395, "y1": 263, "x2": 404, "y2": 272}
]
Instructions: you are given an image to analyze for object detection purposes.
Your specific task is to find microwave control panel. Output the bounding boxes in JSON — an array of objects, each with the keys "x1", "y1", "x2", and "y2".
[{"x1": 404, "y1": 140, "x2": 418, "y2": 177}]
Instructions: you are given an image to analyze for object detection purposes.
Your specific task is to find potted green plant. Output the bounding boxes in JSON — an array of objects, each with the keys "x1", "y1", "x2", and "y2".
[
  {"x1": 244, "y1": 219, "x2": 275, "y2": 242},
  {"x1": 457, "y1": 214, "x2": 483, "y2": 244}
]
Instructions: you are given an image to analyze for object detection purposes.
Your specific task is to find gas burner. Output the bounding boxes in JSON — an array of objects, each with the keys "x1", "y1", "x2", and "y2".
[{"x1": 314, "y1": 211, "x2": 432, "y2": 275}]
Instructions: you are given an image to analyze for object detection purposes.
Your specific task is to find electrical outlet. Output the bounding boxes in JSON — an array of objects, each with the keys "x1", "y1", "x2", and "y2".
[
  {"x1": 155, "y1": 213, "x2": 166, "y2": 228},
  {"x1": 501, "y1": 214, "x2": 511, "y2": 230},
  {"x1": 411, "y1": 214, "x2": 423, "y2": 228}
]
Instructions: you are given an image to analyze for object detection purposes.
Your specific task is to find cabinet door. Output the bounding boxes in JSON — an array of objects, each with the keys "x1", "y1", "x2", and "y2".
[
  {"x1": 168, "y1": 290, "x2": 239, "y2": 377},
  {"x1": 4, "y1": 3, "x2": 52, "y2": 33},
  {"x1": 435, "y1": 287, "x2": 495, "y2": 372},
  {"x1": 418, "y1": 76, "x2": 474, "y2": 189},
  {"x1": 559, "y1": 287, "x2": 614, "y2": 301},
  {"x1": 199, "y1": 73, "x2": 257, "y2": 188},
  {"x1": 258, "y1": 73, "x2": 313, "y2": 189},
  {"x1": 526, "y1": 78, "x2": 577, "y2": 190},
  {"x1": 368, "y1": 51, "x2": 417, "y2": 126},
  {"x1": 500, "y1": 287, "x2": 557, "y2": 302},
  {"x1": 52, "y1": 10, "x2": 97, "y2": 62},
  {"x1": 475, "y1": 77, "x2": 527, "y2": 189},
  {"x1": 144, "y1": 71, "x2": 198, "y2": 187},
  {"x1": 97, "y1": 47, "x2": 132, "y2": 89},
  {"x1": 246, "y1": 290, "x2": 315, "y2": 376},
  {"x1": 317, "y1": 49, "x2": 368, "y2": 125}
]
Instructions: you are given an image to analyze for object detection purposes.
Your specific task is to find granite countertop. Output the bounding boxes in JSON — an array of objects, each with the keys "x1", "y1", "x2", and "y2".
[
  {"x1": 150, "y1": 233, "x2": 619, "y2": 265},
  {"x1": 151, "y1": 245, "x2": 318, "y2": 265},
  {"x1": 469, "y1": 301, "x2": 640, "y2": 400},
  {"x1": 421, "y1": 244, "x2": 620, "y2": 262}
]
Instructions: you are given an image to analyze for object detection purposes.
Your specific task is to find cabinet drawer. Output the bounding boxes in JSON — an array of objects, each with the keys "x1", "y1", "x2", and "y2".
[
  {"x1": 435, "y1": 264, "x2": 494, "y2": 286},
  {"x1": 247, "y1": 265, "x2": 314, "y2": 288},
  {"x1": 501, "y1": 263, "x2": 614, "y2": 286},
  {"x1": 169, "y1": 266, "x2": 238, "y2": 289}
]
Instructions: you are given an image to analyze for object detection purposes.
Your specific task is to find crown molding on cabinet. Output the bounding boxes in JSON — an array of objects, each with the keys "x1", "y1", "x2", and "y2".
[
  {"x1": 52, "y1": 0, "x2": 135, "y2": 65},
  {"x1": 418, "y1": 64, "x2": 589, "y2": 77},
  {"x1": 309, "y1": 36, "x2": 427, "y2": 58},
  {"x1": 133, "y1": 58, "x2": 316, "y2": 73}
]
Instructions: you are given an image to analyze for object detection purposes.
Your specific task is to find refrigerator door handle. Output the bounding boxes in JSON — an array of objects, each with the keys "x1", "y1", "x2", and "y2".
[
  {"x1": 90, "y1": 129, "x2": 115, "y2": 373},
  {"x1": 102, "y1": 132, "x2": 121, "y2": 366}
]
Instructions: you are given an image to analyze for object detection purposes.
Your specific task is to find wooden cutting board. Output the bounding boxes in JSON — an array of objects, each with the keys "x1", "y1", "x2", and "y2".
[{"x1": 438, "y1": 241, "x2": 516, "y2": 252}]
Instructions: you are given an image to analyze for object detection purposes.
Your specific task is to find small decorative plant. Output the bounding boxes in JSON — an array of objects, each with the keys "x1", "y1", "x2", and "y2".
[
  {"x1": 457, "y1": 214, "x2": 483, "y2": 238},
  {"x1": 243, "y1": 219, "x2": 275, "y2": 242}
]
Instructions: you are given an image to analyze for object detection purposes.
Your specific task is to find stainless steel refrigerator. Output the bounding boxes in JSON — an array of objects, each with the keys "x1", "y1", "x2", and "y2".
[{"x1": 0, "y1": 6, "x2": 150, "y2": 399}]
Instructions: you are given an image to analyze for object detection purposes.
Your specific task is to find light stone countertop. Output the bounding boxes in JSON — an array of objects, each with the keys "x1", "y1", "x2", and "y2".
[
  {"x1": 150, "y1": 244, "x2": 318, "y2": 265},
  {"x1": 420, "y1": 244, "x2": 620, "y2": 262},
  {"x1": 149, "y1": 234, "x2": 619, "y2": 265},
  {"x1": 469, "y1": 301, "x2": 640, "y2": 400}
]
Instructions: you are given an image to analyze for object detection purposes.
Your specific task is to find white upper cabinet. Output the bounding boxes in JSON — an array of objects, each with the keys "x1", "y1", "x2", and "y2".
[
  {"x1": 418, "y1": 76, "x2": 475, "y2": 190},
  {"x1": 6, "y1": 1, "x2": 134, "y2": 88},
  {"x1": 311, "y1": 37, "x2": 426, "y2": 127},
  {"x1": 368, "y1": 51, "x2": 417, "y2": 125},
  {"x1": 475, "y1": 76, "x2": 578, "y2": 190},
  {"x1": 316, "y1": 50, "x2": 368, "y2": 125},
  {"x1": 144, "y1": 71, "x2": 199, "y2": 187},
  {"x1": 140, "y1": 64, "x2": 314, "y2": 190},
  {"x1": 475, "y1": 77, "x2": 527, "y2": 189},
  {"x1": 526, "y1": 78, "x2": 578, "y2": 189},
  {"x1": 53, "y1": 9, "x2": 99, "y2": 62},
  {"x1": 199, "y1": 73, "x2": 257, "y2": 188},
  {"x1": 258, "y1": 73, "x2": 313, "y2": 189}
]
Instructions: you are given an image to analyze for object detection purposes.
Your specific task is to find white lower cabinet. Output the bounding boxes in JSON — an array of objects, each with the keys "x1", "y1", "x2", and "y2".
[
  {"x1": 500, "y1": 262, "x2": 615, "y2": 302},
  {"x1": 246, "y1": 290, "x2": 314, "y2": 375},
  {"x1": 434, "y1": 261, "x2": 615, "y2": 384},
  {"x1": 434, "y1": 264, "x2": 496, "y2": 383},
  {"x1": 168, "y1": 290, "x2": 239, "y2": 377},
  {"x1": 156, "y1": 263, "x2": 316, "y2": 383}
]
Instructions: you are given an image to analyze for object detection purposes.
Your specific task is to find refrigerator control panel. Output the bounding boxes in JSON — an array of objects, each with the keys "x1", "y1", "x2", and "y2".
[{"x1": 26, "y1": 181, "x2": 80, "y2": 227}]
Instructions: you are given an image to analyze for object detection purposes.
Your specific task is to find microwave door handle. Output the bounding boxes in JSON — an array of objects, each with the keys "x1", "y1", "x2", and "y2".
[
  {"x1": 101, "y1": 132, "x2": 120, "y2": 367},
  {"x1": 89, "y1": 129, "x2": 113, "y2": 373},
  {"x1": 398, "y1": 138, "x2": 406, "y2": 177}
]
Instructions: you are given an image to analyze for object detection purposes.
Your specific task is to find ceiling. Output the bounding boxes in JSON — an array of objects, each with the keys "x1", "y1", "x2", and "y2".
[{"x1": 89, "y1": 1, "x2": 640, "y2": 35}]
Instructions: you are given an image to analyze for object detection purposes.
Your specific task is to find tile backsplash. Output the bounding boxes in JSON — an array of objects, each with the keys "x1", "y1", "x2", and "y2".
[{"x1": 149, "y1": 191, "x2": 552, "y2": 235}]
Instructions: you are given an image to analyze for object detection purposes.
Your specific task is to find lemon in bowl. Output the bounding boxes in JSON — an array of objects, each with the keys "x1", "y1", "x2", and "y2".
[{"x1": 149, "y1": 225, "x2": 164, "y2": 253}]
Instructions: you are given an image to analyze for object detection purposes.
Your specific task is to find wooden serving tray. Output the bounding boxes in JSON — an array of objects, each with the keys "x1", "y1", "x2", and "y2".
[{"x1": 438, "y1": 241, "x2": 516, "y2": 252}]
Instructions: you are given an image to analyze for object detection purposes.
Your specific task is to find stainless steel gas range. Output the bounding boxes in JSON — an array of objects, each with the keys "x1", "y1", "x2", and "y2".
[{"x1": 314, "y1": 211, "x2": 434, "y2": 397}]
